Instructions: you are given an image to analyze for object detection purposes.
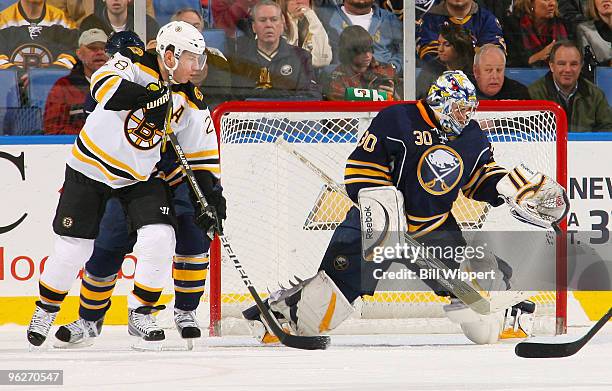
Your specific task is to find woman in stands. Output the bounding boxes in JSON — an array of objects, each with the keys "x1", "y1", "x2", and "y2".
[
  {"x1": 505, "y1": 0, "x2": 572, "y2": 67},
  {"x1": 279, "y1": 0, "x2": 332, "y2": 68},
  {"x1": 415, "y1": 24, "x2": 475, "y2": 99},
  {"x1": 577, "y1": 0, "x2": 612, "y2": 66}
]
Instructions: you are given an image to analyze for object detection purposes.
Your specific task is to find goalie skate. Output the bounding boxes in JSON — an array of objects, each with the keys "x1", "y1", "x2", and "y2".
[
  {"x1": 128, "y1": 305, "x2": 165, "y2": 351},
  {"x1": 242, "y1": 300, "x2": 293, "y2": 344},
  {"x1": 53, "y1": 317, "x2": 104, "y2": 348},
  {"x1": 27, "y1": 301, "x2": 59, "y2": 348}
]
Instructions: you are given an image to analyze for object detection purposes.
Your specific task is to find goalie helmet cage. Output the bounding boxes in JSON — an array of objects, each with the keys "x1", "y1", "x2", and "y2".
[{"x1": 208, "y1": 100, "x2": 568, "y2": 337}]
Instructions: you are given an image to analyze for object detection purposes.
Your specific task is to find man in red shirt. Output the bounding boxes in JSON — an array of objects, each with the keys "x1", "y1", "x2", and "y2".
[{"x1": 43, "y1": 28, "x2": 108, "y2": 134}]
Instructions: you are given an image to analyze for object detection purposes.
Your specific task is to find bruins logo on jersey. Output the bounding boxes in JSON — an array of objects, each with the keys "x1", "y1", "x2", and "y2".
[
  {"x1": 124, "y1": 108, "x2": 164, "y2": 150},
  {"x1": 417, "y1": 145, "x2": 464, "y2": 195},
  {"x1": 194, "y1": 86, "x2": 203, "y2": 101},
  {"x1": 11, "y1": 43, "x2": 53, "y2": 69}
]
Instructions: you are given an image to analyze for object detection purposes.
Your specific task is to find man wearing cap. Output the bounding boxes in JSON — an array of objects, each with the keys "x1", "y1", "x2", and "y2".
[{"x1": 44, "y1": 28, "x2": 109, "y2": 134}]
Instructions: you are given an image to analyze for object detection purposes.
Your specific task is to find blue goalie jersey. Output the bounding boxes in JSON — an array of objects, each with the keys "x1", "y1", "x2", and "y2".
[{"x1": 344, "y1": 100, "x2": 508, "y2": 239}]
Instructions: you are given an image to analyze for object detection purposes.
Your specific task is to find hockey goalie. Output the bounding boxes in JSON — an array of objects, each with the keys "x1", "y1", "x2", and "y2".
[{"x1": 243, "y1": 71, "x2": 569, "y2": 345}]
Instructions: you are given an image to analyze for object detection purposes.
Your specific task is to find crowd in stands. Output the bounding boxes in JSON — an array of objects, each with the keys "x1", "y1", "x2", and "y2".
[{"x1": 0, "y1": 0, "x2": 610, "y2": 135}]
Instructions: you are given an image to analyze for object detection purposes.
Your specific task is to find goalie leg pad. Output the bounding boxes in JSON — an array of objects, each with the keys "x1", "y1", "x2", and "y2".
[
  {"x1": 270, "y1": 271, "x2": 355, "y2": 336},
  {"x1": 357, "y1": 186, "x2": 407, "y2": 262},
  {"x1": 444, "y1": 299, "x2": 504, "y2": 344},
  {"x1": 500, "y1": 300, "x2": 536, "y2": 340}
]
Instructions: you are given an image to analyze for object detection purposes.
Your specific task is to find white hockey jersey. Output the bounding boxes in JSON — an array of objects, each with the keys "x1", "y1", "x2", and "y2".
[{"x1": 66, "y1": 46, "x2": 219, "y2": 188}]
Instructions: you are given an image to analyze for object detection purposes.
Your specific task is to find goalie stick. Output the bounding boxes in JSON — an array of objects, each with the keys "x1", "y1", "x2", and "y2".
[
  {"x1": 515, "y1": 306, "x2": 611, "y2": 358},
  {"x1": 160, "y1": 85, "x2": 330, "y2": 350},
  {"x1": 275, "y1": 137, "x2": 512, "y2": 316}
]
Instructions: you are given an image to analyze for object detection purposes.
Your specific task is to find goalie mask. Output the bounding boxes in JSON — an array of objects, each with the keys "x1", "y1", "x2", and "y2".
[
  {"x1": 156, "y1": 21, "x2": 207, "y2": 83},
  {"x1": 426, "y1": 70, "x2": 479, "y2": 135}
]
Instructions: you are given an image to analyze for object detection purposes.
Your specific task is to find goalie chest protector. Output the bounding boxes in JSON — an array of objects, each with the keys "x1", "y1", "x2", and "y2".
[{"x1": 344, "y1": 101, "x2": 506, "y2": 238}]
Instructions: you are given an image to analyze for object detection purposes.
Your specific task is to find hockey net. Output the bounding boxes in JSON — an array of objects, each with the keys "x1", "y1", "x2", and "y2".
[{"x1": 207, "y1": 100, "x2": 568, "y2": 337}]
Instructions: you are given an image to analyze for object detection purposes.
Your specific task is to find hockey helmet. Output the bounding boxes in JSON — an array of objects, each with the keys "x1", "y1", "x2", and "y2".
[
  {"x1": 426, "y1": 70, "x2": 479, "y2": 135},
  {"x1": 156, "y1": 21, "x2": 207, "y2": 78},
  {"x1": 105, "y1": 31, "x2": 145, "y2": 56}
]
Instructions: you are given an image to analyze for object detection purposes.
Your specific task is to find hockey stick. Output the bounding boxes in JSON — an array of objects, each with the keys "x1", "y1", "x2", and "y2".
[
  {"x1": 515, "y1": 306, "x2": 611, "y2": 358},
  {"x1": 160, "y1": 86, "x2": 329, "y2": 350},
  {"x1": 275, "y1": 137, "x2": 500, "y2": 315}
]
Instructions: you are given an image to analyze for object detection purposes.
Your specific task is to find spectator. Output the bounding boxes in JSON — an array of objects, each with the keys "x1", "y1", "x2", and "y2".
[
  {"x1": 80, "y1": 0, "x2": 159, "y2": 45},
  {"x1": 43, "y1": 28, "x2": 108, "y2": 134},
  {"x1": 0, "y1": 0, "x2": 79, "y2": 72},
  {"x1": 416, "y1": 24, "x2": 474, "y2": 99},
  {"x1": 528, "y1": 40, "x2": 612, "y2": 132},
  {"x1": 416, "y1": 0, "x2": 504, "y2": 61},
  {"x1": 171, "y1": 8, "x2": 233, "y2": 108},
  {"x1": 558, "y1": 0, "x2": 588, "y2": 28},
  {"x1": 317, "y1": 0, "x2": 403, "y2": 72},
  {"x1": 505, "y1": 0, "x2": 571, "y2": 67},
  {"x1": 322, "y1": 25, "x2": 398, "y2": 100},
  {"x1": 228, "y1": 0, "x2": 321, "y2": 100},
  {"x1": 476, "y1": 0, "x2": 514, "y2": 23},
  {"x1": 47, "y1": 0, "x2": 155, "y2": 25},
  {"x1": 279, "y1": 0, "x2": 332, "y2": 68},
  {"x1": 472, "y1": 43, "x2": 530, "y2": 99},
  {"x1": 212, "y1": 0, "x2": 256, "y2": 39},
  {"x1": 576, "y1": 0, "x2": 612, "y2": 66}
]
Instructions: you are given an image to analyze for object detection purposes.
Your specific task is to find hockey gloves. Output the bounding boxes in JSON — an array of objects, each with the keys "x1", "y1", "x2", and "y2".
[
  {"x1": 136, "y1": 84, "x2": 171, "y2": 130},
  {"x1": 195, "y1": 185, "x2": 227, "y2": 238}
]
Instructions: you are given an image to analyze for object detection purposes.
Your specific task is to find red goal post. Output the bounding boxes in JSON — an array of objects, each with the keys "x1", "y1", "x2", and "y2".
[{"x1": 208, "y1": 100, "x2": 568, "y2": 337}]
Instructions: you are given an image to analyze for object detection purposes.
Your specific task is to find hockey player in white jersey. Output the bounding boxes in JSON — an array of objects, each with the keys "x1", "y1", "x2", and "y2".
[{"x1": 27, "y1": 21, "x2": 225, "y2": 347}]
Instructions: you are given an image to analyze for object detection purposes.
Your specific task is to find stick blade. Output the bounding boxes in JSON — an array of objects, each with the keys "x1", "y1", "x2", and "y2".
[
  {"x1": 515, "y1": 341, "x2": 578, "y2": 358},
  {"x1": 278, "y1": 333, "x2": 331, "y2": 350}
]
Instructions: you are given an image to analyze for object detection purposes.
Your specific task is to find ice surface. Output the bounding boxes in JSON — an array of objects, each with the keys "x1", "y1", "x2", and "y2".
[{"x1": 0, "y1": 325, "x2": 610, "y2": 391}]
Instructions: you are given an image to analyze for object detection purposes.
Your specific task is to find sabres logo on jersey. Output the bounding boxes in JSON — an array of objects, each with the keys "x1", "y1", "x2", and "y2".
[
  {"x1": 124, "y1": 108, "x2": 164, "y2": 150},
  {"x1": 417, "y1": 145, "x2": 464, "y2": 195}
]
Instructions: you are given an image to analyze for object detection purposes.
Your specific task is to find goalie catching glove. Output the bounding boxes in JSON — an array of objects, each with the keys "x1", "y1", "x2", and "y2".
[{"x1": 496, "y1": 163, "x2": 569, "y2": 231}]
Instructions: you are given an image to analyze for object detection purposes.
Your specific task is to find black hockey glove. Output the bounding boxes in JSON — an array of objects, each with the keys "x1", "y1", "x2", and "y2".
[
  {"x1": 194, "y1": 185, "x2": 226, "y2": 237},
  {"x1": 136, "y1": 84, "x2": 170, "y2": 130}
]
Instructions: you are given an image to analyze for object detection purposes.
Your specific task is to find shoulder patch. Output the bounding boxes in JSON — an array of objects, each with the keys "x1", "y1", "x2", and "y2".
[
  {"x1": 176, "y1": 83, "x2": 208, "y2": 110},
  {"x1": 194, "y1": 86, "x2": 204, "y2": 101}
]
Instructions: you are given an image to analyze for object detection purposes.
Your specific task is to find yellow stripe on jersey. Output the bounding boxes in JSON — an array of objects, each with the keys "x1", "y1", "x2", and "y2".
[
  {"x1": 136, "y1": 62, "x2": 160, "y2": 80},
  {"x1": 91, "y1": 71, "x2": 118, "y2": 87},
  {"x1": 185, "y1": 150, "x2": 219, "y2": 159},
  {"x1": 71, "y1": 145, "x2": 121, "y2": 182},
  {"x1": 80, "y1": 130, "x2": 147, "y2": 181},
  {"x1": 175, "y1": 91, "x2": 199, "y2": 110},
  {"x1": 94, "y1": 75, "x2": 121, "y2": 103},
  {"x1": 346, "y1": 159, "x2": 390, "y2": 173},
  {"x1": 192, "y1": 166, "x2": 221, "y2": 174},
  {"x1": 345, "y1": 167, "x2": 392, "y2": 180},
  {"x1": 344, "y1": 178, "x2": 393, "y2": 186}
]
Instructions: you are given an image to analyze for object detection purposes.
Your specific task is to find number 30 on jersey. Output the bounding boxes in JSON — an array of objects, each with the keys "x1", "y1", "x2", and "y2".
[{"x1": 358, "y1": 131, "x2": 378, "y2": 152}]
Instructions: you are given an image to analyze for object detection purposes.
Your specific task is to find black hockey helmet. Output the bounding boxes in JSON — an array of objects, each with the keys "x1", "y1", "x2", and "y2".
[{"x1": 105, "y1": 31, "x2": 145, "y2": 56}]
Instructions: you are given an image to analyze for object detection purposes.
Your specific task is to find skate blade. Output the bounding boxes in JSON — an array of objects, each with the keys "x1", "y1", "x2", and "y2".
[
  {"x1": 53, "y1": 338, "x2": 96, "y2": 349},
  {"x1": 131, "y1": 338, "x2": 164, "y2": 352},
  {"x1": 28, "y1": 343, "x2": 50, "y2": 352}
]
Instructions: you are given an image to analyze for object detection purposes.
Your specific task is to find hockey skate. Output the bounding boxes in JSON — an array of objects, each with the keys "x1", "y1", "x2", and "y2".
[
  {"x1": 53, "y1": 317, "x2": 104, "y2": 348},
  {"x1": 174, "y1": 309, "x2": 201, "y2": 350},
  {"x1": 128, "y1": 305, "x2": 166, "y2": 351},
  {"x1": 242, "y1": 299, "x2": 294, "y2": 345},
  {"x1": 27, "y1": 301, "x2": 60, "y2": 348}
]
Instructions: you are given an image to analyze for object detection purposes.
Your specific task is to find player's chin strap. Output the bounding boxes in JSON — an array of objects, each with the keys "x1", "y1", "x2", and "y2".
[{"x1": 496, "y1": 162, "x2": 570, "y2": 233}]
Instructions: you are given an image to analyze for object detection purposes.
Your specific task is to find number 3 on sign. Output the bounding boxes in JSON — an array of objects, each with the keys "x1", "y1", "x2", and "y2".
[{"x1": 358, "y1": 131, "x2": 377, "y2": 152}]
